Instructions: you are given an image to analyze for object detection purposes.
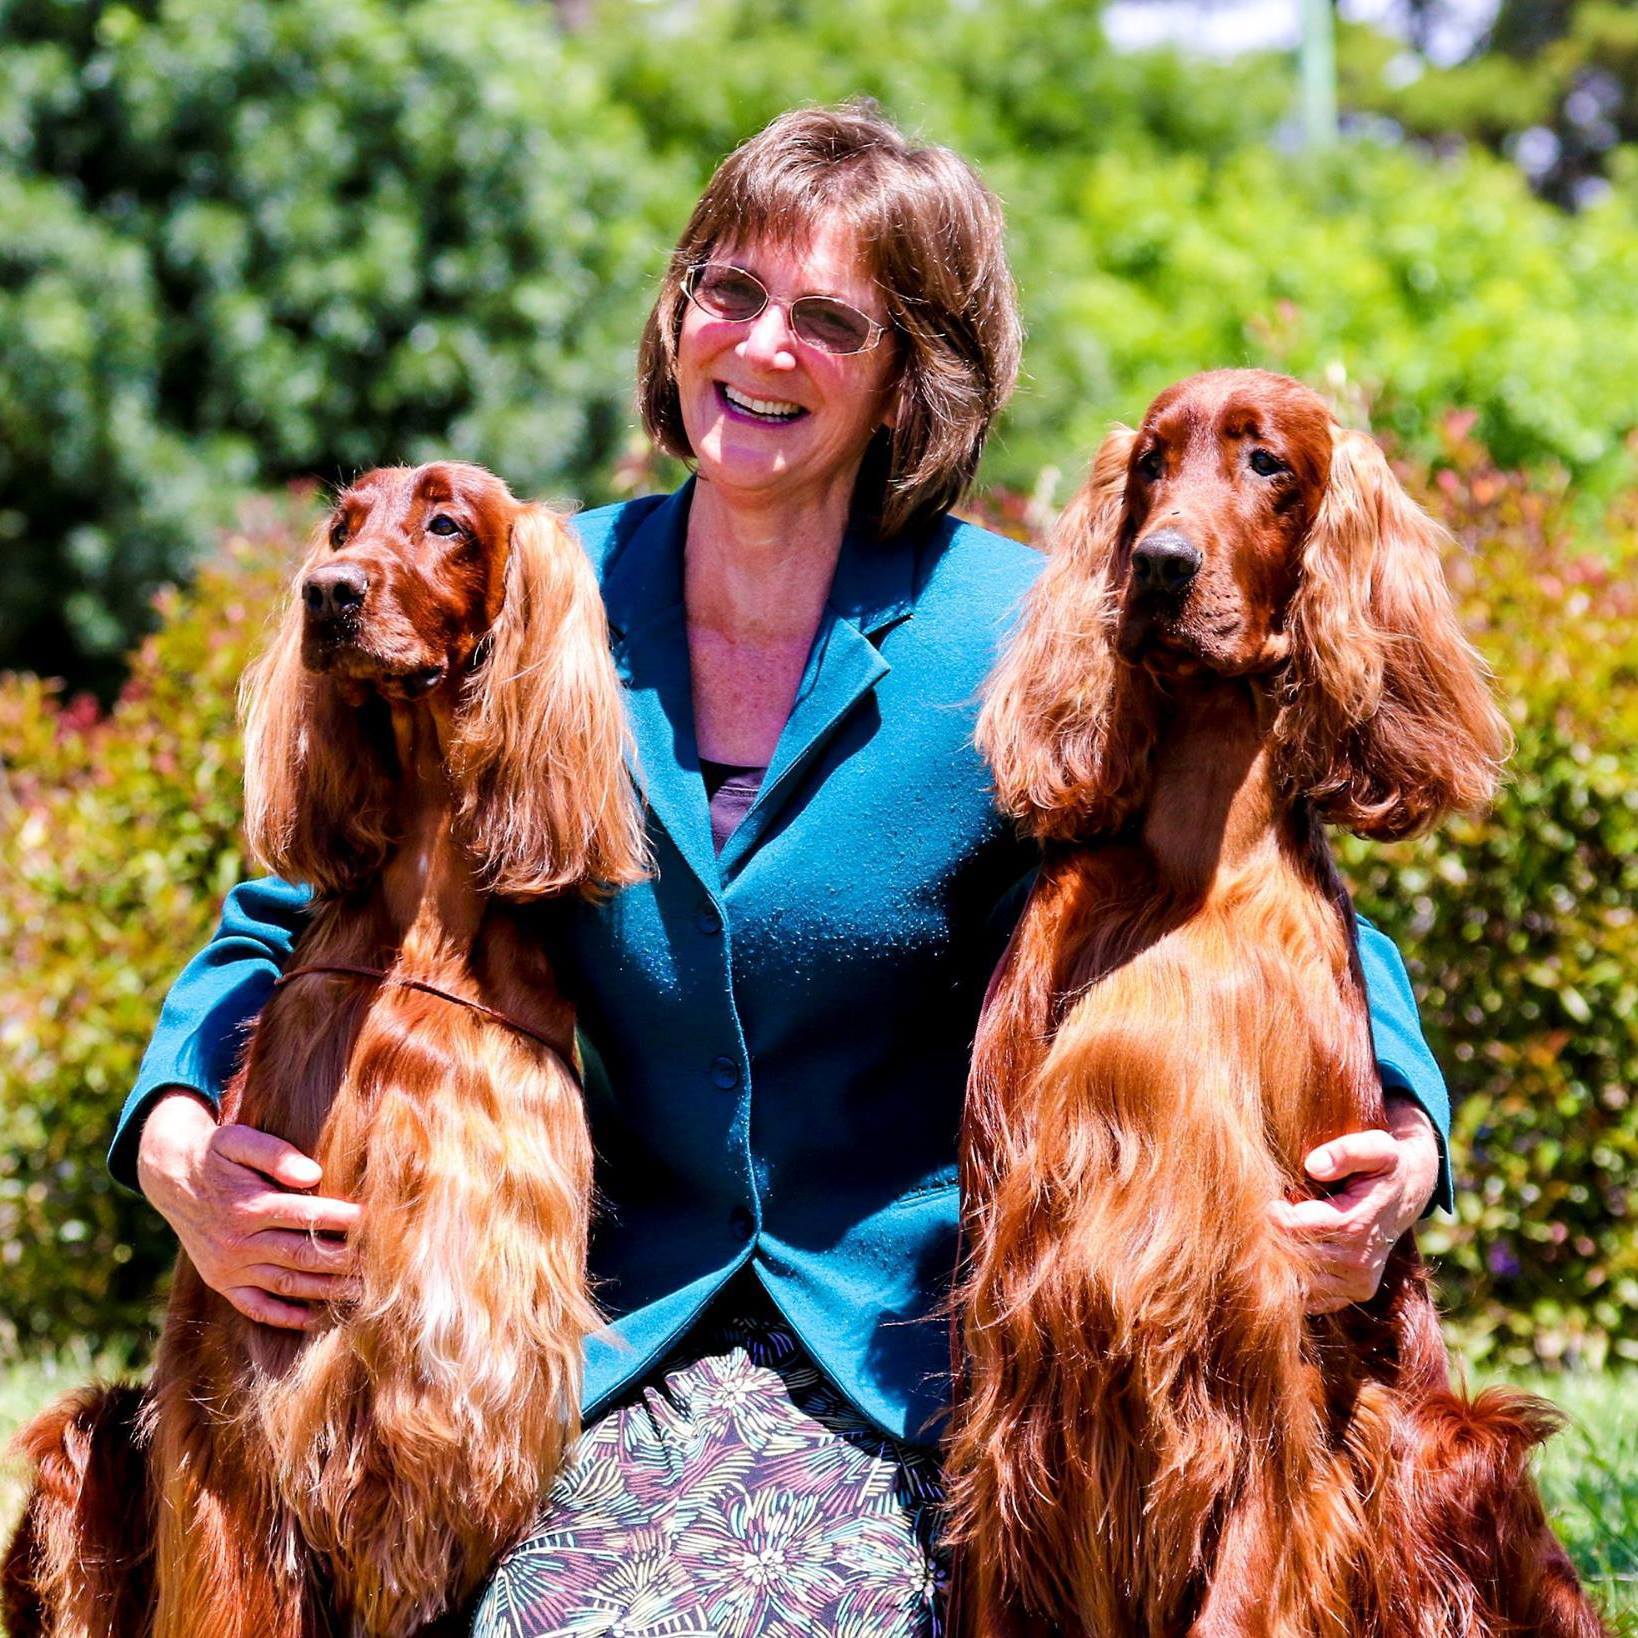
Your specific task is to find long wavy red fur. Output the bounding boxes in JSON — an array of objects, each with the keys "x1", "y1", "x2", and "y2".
[
  {"x1": 947, "y1": 372, "x2": 1605, "y2": 1638},
  {"x1": 3, "y1": 464, "x2": 647, "y2": 1638}
]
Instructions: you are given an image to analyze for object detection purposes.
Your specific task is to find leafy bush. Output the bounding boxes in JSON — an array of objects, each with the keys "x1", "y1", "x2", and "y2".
[
  {"x1": 1003, "y1": 139, "x2": 1638, "y2": 508},
  {"x1": 1339, "y1": 2, "x2": 1638, "y2": 209},
  {"x1": 1339, "y1": 417, "x2": 1638, "y2": 1367},
  {"x1": 0, "y1": 0, "x2": 676, "y2": 687},
  {"x1": 11, "y1": 0, "x2": 1638, "y2": 692},
  {"x1": 0, "y1": 496, "x2": 301, "y2": 1349},
  {"x1": 577, "y1": 0, "x2": 1638, "y2": 503},
  {"x1": 3, "y1": 429, "x2": 1635, "y2": 1365}
]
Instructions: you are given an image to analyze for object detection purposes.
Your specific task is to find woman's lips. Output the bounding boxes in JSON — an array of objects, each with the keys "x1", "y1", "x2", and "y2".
[{"x1": 716, "y1": 381, "x2": 808, "y2": 425}]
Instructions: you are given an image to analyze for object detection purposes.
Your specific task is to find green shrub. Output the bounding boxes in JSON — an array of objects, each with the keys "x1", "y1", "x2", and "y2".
[
  {"x1": 0, "y1": 495, "x2": 302, "y2": 1349},
  {"x1": 3, "y1": 427, "x2": 1635, "y2": 1364},
  {"x1": 583, "y1": 0, "x2": 1638, "y2": 506},
  {"x1": 1339, "y1": 417, "x2": 1638, "y2": 1366},
  {"x1": 997, "y1": 139, "x2": 1638, "y2": 507},
  {"x1": 0, "y1": 0, "x2": 677, "y2": 686}
]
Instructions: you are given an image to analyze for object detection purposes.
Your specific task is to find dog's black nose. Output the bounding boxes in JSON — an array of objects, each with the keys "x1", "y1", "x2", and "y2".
[
  {"x1": 1132, "y1": 530, "x2": 1203, "y2": 597},
  {"x1": 303, "y1": 563, "x2": 369, "y2": 623}
]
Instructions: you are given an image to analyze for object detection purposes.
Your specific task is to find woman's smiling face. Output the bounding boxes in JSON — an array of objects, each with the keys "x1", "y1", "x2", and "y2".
[{"x1": 675, "y1": 219, "x2": 899, "y2": 515}]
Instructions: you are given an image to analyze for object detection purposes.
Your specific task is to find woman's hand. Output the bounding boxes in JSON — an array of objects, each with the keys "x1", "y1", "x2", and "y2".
[
  {"x1": 136, "y1": 1087, "x2": 362, "y2": 1331},
  {"x1": 1269, "y1": 1094, "x2": 1441, "y2": 1314}
]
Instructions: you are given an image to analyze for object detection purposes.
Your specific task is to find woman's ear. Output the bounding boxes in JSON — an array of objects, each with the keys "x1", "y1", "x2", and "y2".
[{"x1": 880, "y1": 372, "x2": 902, "y2": 431}]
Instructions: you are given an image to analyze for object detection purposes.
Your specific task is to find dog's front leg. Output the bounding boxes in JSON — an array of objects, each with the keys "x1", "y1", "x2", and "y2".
[
  {"x1": 1187, "y1": 1496, "x2": 1281, "y2": 1638},
  {"x1": 147, "y1": 1269, "x2": 317, "y2": 1638},
  {"x1": 148, "y1": 1398, "x2": 315, "y2": 1638}
]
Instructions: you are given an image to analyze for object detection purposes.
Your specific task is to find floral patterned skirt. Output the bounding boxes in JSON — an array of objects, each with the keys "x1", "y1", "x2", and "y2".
[{"x1": 469, "y1": 1285, "x2": 949, "y2": 1638}]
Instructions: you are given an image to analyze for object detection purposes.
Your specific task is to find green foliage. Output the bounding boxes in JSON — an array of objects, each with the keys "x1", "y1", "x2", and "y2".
[
  {"x1": 578, "y1": 0, "x2": 1291, "y2": 175},
  {"x1": 997, "y1": 138, "x2": 1638, "y2": 505},
  {"x1": 0, "y1": 495, "x2": 305, "y2": 1349},
  {"x1": 0, "y1": 0, "x2": 677, "y2": 688},
  {"x1": 1339, "y1": 19, "x2": 1555, "y2": 151},
  {"x1": 11, "y1": 0, "x2": 1638, "y2": 691},
  {"x1": 4, "y1": 428, "x2": 1636, "y2": 1369},
  {"x1": 1339, "y1": 417, "x2": 1638, "y2": 1368},
  {"x1": 581, "y1": 0, "x2": 1638, "y2": 503},
  {"x1": 1340, "y1": 1, "x2": 1638, "y2": 207}
]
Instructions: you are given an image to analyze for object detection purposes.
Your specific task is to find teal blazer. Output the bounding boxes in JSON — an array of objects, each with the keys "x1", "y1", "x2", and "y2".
[{"x1": 111, "y1": 481, "x2": 1453, "y2": 1447}]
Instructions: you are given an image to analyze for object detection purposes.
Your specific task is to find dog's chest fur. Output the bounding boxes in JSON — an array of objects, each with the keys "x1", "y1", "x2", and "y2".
[{"x1": 1037, "y1": 679, "x2": 1384, "y2": 1198}]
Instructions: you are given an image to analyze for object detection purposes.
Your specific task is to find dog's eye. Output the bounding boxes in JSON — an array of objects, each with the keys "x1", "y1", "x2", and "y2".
[
  {"x1": 1136, "y1": 448, "x2": 1165, "y2": 481},
  {"x1": 329, "y1": 517, "x2": 348, "y2": 548},
  {"x1": 427, "y1": 514, "x2": 462, "y2": 537},
  {"x1": 1248, "y1": 449, "x2": 1287, "y2": 478}
]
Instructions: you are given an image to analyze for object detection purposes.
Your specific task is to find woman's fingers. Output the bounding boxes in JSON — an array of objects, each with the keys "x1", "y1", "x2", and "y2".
[
  {"x1": 1302, "y1": 1272, "x2": 1377, "y2": 1314},
  {"x1": 208, "y1": 1225, "x2": 359, "y2": 1325},
  {"x1": 134, "y1": 1097, "x2": 367, "y2": 1321},
  {"x1": 253, "y1": 1227, "x2": 357, "y2": 1277},
  {"x1": 212, "y1": 1120, "x2": 325, "y2": 1190},
  {"x1": 222, "y1": 1283, "x2": 322, "y2": 1332},
  {"x1": 1271, "y1": 1129, "x2": 1413, "y2": 1313},
  {"x1": 1272, "y1": 1177, "x2": 1395, "y2": 1235},
  {"x1": 1274, "y1": 1110, "x2": 1440, "y2": 1318},
  {"x1": 244, "y1": 1186, "x2": 362, "y2": 1238},
  {"x1": 1302, "y1": 1127, "x2": 1400, "y2": 1185},
  {"x1": 239, "y1": 1262, "x2": 360, "y2": 1305}
]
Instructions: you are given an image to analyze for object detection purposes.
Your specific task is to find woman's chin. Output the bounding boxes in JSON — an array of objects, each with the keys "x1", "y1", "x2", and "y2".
[
  {"x1": 688, "y1": 420, "x2": 870, "y2": 516},
  {"x1": 693, "y1": 436, "x2": 798, "y2": 496}
]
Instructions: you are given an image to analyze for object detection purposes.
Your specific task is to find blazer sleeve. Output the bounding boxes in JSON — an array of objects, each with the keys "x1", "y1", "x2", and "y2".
[
  {"x1": 107, "y1": 875, "x2": 314, "y2": 1192},
  {"x1": 1357, "y1": 914, "x2": 1455, "y2": 1214}
]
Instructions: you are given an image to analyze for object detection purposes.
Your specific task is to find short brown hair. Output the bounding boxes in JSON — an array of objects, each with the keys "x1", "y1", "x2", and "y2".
[{"x1": 636, "y1": 102, "x2": 1022, "y2": 539}]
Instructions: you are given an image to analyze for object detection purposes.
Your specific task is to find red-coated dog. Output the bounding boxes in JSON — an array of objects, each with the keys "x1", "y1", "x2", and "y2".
[
  {"x1": 948, "y1": 371, "x2": 1605, "y2": 1638},
  {"x1": 4, "y1": 464, "x2": 647, "y2": 1637}
]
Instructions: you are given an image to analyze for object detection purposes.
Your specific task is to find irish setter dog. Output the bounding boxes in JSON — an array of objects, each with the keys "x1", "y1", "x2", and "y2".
[
  {"x1": 947, "y1": 371, "x2": 1606, "y2": 1638},
  {"x1": 4, "y1": 463, "x2": 647, "y2": 1637}
]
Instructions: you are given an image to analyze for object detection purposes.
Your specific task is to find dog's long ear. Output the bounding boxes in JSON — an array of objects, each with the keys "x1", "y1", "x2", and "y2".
[
  {"x1": 1277, "y1": 428, "x2": 1510, "y2": 840},
  {"x1": 240, "y1": 533, "x2": 399, "y2": 893},
  {"x1": 977, "y1": 424, "x2": 1157, "y2": 840},
  {"x1": 452, "y1": 503, "x2": 649, "y2": 898}
]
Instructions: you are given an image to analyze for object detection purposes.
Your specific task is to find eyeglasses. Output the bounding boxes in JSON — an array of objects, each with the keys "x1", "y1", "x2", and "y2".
[{"x1": 681, "y1": 262, "x2": 891, "y2": 356}]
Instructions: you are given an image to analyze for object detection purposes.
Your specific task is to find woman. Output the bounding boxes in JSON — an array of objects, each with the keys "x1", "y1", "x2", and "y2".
[{"x1": 113, "y1": 104, "x2": 1448, "y2": 1636}]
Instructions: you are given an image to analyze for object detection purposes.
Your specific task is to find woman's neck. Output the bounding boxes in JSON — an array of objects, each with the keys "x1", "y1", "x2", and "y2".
[
  {"x1": 682, "y1": 476, "x2": 853, "y2": 764},
  {"x1": 683, "y1": 476, "x2": 848, "y2": 643}
]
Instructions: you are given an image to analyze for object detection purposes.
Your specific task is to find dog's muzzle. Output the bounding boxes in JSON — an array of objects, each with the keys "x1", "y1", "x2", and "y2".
[
  {"x1": 302, "y1": 562, "x2": 369, "y2": 631},
  {"x1": 1130, "y1": 530, "x2": 1203, "y2": 600}
]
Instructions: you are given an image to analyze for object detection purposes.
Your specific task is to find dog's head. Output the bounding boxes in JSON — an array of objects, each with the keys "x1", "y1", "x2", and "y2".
[
  {"x1": 1110, "y1": 371, "x2": 1333, "y2": 678},
  {"x1": 296, "y1": 462, "x2": 516, "y2": 701},
  {"x1": 241, "y1": 463, "x2": 648, "y2": 898},
  {"x1": 981, "y1": 369, "x2": 1509, "y2": 842}
]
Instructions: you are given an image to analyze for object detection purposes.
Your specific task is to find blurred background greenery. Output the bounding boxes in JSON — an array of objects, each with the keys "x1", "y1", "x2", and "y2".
[
  {"x1": 0, "y1": 0, "x2": 1634, "y2": 1542},
  {"x1": 6, "y1": 0, "x2": 1638, "y2": 690}
]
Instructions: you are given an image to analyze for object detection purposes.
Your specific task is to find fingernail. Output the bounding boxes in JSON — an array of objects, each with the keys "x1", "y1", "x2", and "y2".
[{"x1": 1310, "y1": 1147, "x2": 1333, "y2": 1173}]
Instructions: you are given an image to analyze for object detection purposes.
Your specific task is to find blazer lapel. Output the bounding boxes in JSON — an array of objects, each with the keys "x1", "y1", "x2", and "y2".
[
  {"x1": 601, "y1": 483, "x2": 720, "y2": 897},
  {"x1": 717, "y1": 517, "x2": 917, "y2": 882}
]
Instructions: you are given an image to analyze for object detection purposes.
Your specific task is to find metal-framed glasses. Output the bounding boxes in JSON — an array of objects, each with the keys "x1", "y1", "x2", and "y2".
[{"x1": 681, "y1": 262, "x2": 891, "y2": 356}]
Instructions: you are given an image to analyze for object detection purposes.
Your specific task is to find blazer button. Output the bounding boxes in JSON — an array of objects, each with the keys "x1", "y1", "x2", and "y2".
[
  {"x1": 695, "y1": 904, "x2": 723, "y2": 936},
  {"x1": 728, "y1": 1204, "x2": 755, "y2": 1238},
  {"x1": 710, "y1": 1055, "x2": 741, "y2": 1090}
]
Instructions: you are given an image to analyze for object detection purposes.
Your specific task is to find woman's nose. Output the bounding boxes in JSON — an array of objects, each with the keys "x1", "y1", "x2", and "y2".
[{"x1": 739, "y1": 301, "x2": 798, "y2": 368}]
